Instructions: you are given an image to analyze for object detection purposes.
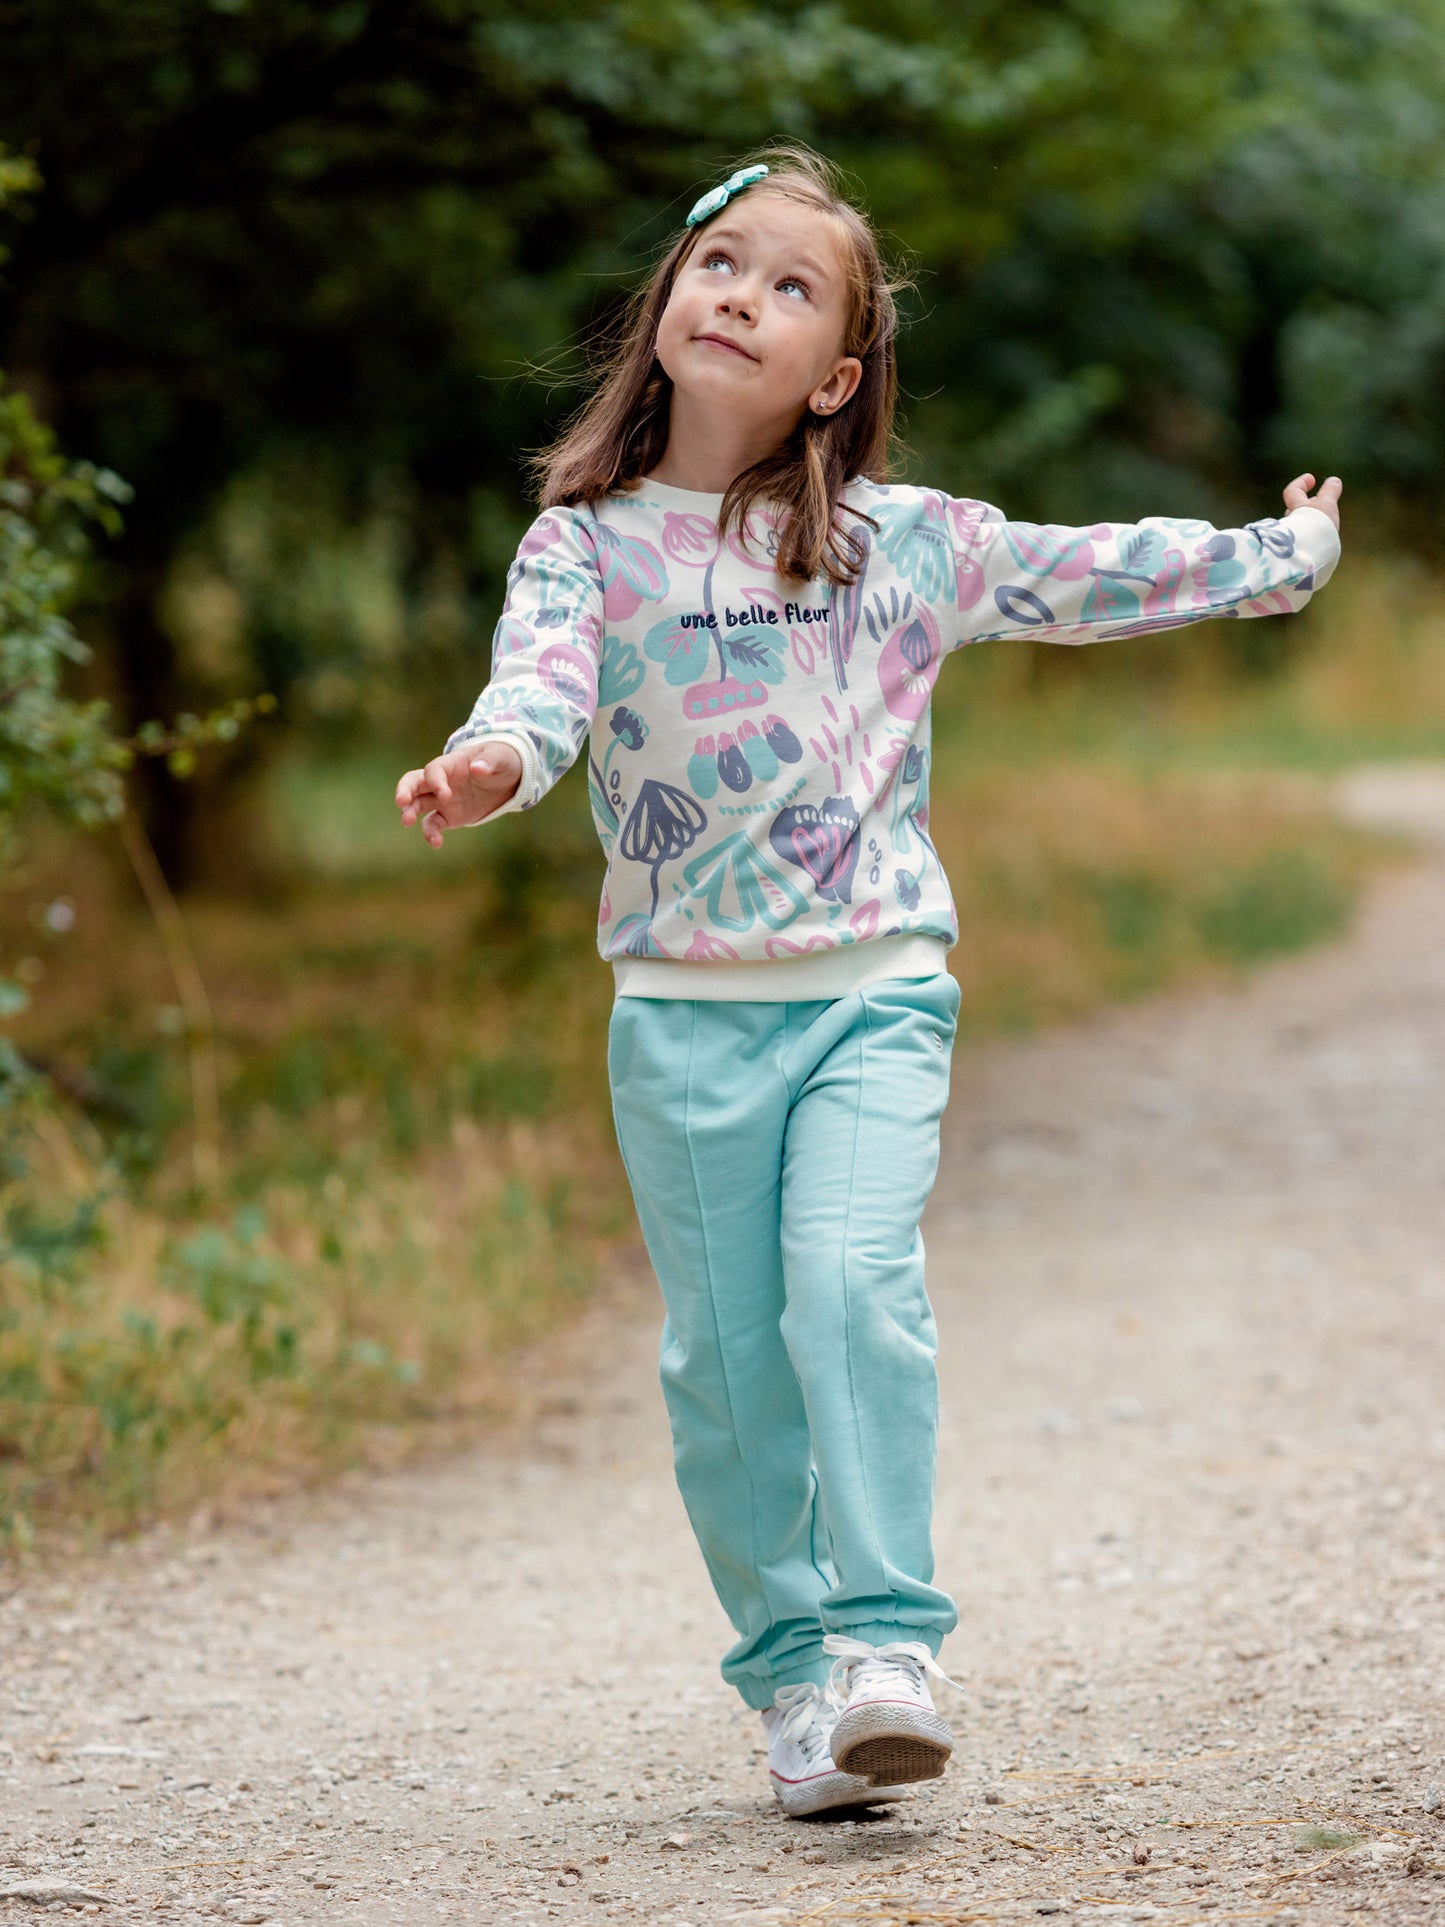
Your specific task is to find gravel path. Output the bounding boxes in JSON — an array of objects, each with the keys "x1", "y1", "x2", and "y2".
[{"x1": 4, "y1": 765, "x2": 1445, "y2": 1927}]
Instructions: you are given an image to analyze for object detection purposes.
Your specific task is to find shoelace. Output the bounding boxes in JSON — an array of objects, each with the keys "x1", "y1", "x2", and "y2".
[
  {"x1": 821, "y1": 1634, "x2": 970, "y2": 1708},
  {"x1": 771, "y1": 1682, "x2": 836, "y2": 1766}
]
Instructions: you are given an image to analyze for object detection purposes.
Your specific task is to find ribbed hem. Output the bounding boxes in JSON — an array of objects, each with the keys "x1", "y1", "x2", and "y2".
[
  {"x1": 438, "y1": 726, "x2": 541, "y2": 821},
  {"x1": 611, "y1": 934, "x2": 952, "y2": 1002},
  {"x1": 828, "y1": 1621, "x2": 946, "y2": 1657},
  {"x1": 733, "y1": 1656, "x2": 832, "y2": 1712}
]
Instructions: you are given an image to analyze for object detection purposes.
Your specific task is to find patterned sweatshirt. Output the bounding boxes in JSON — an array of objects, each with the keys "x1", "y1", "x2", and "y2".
[{"x1": 445, "y1": 478, "x2": 1341, "y2": 999}]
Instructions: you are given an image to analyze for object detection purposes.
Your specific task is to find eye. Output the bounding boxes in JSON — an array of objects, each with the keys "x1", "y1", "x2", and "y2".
[
  {"x1": 777, "y1": 275, "x2": 810, "y2": 301},
  {"x1": 699, "y1": 248, "x2": 734, "y2": 274}
]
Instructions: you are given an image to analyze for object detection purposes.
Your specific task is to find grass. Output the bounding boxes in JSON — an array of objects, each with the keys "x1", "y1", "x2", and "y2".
[{"x1": 0, "y1": 543, "x2": 1435, "y2": 1553}]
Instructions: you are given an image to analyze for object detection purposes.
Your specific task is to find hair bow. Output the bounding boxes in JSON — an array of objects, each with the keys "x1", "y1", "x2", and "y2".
[{"x1": 685, "y1": 164, "x2": 770, "y2": 228}]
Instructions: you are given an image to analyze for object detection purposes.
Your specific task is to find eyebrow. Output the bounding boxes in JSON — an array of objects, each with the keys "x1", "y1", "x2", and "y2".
[{"x1": 701, "y1": 224, "x2": 836, "y2": 286}]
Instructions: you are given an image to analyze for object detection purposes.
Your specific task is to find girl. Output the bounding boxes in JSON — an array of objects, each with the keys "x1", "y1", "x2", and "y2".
[{"x1": 395, "y1": 147, "x2": 1342, "y2": 1818}]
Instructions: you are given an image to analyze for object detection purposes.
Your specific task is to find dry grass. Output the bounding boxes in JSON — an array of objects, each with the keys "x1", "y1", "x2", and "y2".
[{"x1": 0, "y1": 556, "x2": 1426, "y2": 1551}]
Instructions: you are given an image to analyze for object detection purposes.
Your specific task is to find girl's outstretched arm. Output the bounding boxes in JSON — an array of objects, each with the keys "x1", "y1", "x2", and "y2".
[
  {"x1": 403, "y1": 507, "x2": 604, "y2": 840},
  {"x1": 944, "y1": 473, "x2": 1343, "y2": 651}
]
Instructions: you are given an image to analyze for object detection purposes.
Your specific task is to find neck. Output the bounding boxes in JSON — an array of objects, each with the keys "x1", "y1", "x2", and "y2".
[{"x1": 648, "y1": 388, "x2": 803, "y2": 493}]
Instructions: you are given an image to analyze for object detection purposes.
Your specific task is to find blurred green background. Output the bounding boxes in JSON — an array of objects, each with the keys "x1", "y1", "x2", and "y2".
[{"x1": 2, "y1": 0, "x2": 1443, "y2": 1546}]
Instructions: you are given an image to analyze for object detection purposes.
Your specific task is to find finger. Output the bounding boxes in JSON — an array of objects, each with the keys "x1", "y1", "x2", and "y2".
[
  {"x1": 1317, "y1": 475, "x2": 1343, "y2": 501},
  {"x1": 423, "y1": 757, "x2": 452, "y2": 805},
  {"x1": 422, "y1": 808, "x2": 446, "y2": 848},
  {"x1": 398, "y1": 784, "x2": 439, "y2": 826}
]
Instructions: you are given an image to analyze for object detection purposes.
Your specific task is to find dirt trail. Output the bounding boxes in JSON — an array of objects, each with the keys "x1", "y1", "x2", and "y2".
[{"x1": 4, "y1": 765, "x2": 1445, "y2": 1927}]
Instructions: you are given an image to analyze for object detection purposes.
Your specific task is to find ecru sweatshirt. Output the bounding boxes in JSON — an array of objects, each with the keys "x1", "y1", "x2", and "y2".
[{"x1": 445, "y1": 478, "x2": 1340, "y2": 999}]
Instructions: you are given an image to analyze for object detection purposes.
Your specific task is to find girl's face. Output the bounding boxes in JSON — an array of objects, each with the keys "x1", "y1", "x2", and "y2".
[{"x1": 654, "y1": 194, "x2": 864, "y2": 432}]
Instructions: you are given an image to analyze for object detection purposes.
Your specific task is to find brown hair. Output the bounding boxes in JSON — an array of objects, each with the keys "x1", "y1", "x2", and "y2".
[{"x1": 530, "y1": 145, "x2": 905, "y2": 586}]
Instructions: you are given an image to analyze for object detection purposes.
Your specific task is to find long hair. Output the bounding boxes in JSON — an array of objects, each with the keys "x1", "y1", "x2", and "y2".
[{"x1": 530, "y1": 145, "x2": 906, "y2": 587}]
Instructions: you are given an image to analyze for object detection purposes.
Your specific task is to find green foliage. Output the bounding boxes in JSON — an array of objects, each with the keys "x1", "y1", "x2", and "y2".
[
  {"x1": 2, "y1": 3, "x2": 1443, "y2": 743},
  {"x1": 1194, "y1": 848, "x2": 1350, "y2": 963},
  {"x1": 0, "y1": 377, "x2": 132, "y2": 843}
]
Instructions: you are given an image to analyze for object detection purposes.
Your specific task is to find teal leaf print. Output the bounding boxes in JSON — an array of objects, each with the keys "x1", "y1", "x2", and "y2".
[
  {"x1": 682, "y1": 833, "x2": 810, "y2": 933},
  {"x1": 643, "y1": 615, "x2": 714, "y2": 687},
  {"x1": 872, "y1": 500, "x2": 954, "y2": 603},
  {"x1": 599, "y1": 637, "x2": 646, "y2": 703},
  {"x1": 720, "y1": 626, "x2": 785, "y2": 683},
  {"x1": 1080, "y1": 573, "x2": 1141, "y2": 623}
]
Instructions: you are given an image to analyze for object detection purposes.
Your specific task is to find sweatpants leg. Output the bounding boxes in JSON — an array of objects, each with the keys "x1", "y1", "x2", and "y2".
[
  {"x1": 777, "y1": 972, "x2": 961, "y2": 1652},
  {"x1": 606, "y1": 973, "x2": 960, "y2": 1710},
  {"x1": 607, "y1": 997, "x2": 838, "y2": 1711}
]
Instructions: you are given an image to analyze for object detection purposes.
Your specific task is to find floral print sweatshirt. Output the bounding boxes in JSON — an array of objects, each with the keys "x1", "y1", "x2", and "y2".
[{"x1": 445, "y1": 478, "x2": 1341, "y2": 1000}]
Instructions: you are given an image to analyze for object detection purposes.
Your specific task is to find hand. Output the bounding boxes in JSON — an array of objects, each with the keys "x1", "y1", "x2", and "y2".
[
  {"x1": 1282, "y1": 472, "x2": 1343, "y2": 531},
  {"x1": 395, "y1": 742, "x2": 524, "y2": 847}
]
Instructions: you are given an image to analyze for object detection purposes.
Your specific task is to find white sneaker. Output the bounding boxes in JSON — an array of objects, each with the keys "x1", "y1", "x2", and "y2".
[
  {"x1": 822, "y1": 1635, "x2": 962, "y2": 1785},
  {"x1": 761, "y1": 1682, "x2": 909, "y2": 1818}
]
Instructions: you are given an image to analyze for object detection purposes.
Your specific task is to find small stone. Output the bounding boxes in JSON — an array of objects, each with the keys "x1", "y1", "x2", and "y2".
[
  {"x1": 801, "y1": 1848, "x2": 826, "y2": 1864},
  {"x1": 1423, "y1": 1784, "x2": 1442, "y2": 1815},
  {"x1": 1037, "y1": 1906, "x2": 1067, "y2": 1917},
  {"x1": 660, "y1": 1833, "x2": 691, "y2": 1850},
  {"x1": 984, "y1": 1789, "x2": 1004, "y2": 1805},
  {"x1": 0, "y1": 1879, "x2": 110, "y2": 1903},
  {"x1": 1406, "y1": 1852, "x2": 1427, "y2": 1875},
  {"x1": 1133, "y1": 1843, "x2": 1152, "y2": 1865}
]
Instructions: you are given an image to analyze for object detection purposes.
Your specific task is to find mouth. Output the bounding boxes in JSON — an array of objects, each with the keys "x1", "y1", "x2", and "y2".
[{"x1": 693, "y1": 333, "x2": 757, "y2": 361}]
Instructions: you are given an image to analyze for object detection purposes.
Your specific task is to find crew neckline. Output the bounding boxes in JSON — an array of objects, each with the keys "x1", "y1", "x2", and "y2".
[{"x1": 624, "y1": 476, "x2": 726, "y2": 509}]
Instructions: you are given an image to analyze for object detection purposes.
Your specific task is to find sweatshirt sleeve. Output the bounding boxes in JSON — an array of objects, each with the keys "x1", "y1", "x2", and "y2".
[
  {"x1": 443, "y1": 507, "x2": 603, "y2": 821},
  {"x1": 944, "y1": 497, "x2": 1341, "y2": 651}
]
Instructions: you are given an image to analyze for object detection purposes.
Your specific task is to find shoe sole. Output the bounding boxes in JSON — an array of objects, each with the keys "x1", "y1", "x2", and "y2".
[
  {"x1": 771, "y1": 1770, "x2": 909, "y2": 1817},
  {"x1": 829, "y1": 1702, "x2": 954, "y2": 1784}
]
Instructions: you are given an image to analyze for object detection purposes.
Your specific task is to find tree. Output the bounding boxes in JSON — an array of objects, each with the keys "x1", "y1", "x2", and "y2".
[{"x1": 3, "y1": 2, "x2": 1443, "y2": 885}]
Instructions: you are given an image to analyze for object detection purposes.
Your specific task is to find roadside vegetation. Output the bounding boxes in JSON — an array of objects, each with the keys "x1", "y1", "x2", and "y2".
[{"x1": 1, "y1": 563, "x2": 1427, "y2": 1551}]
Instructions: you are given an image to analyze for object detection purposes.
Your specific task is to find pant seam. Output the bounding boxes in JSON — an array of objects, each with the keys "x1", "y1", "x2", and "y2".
[
  {"x1": 677, "y1": 1000, "x2": 771, "y2": 1671},
  {"x1": 784, "y1": 1006, "x2": 838, "y2": 1609},
  {"x1": 836, "y1": 988, "x2": 883, "y2": 1620}
]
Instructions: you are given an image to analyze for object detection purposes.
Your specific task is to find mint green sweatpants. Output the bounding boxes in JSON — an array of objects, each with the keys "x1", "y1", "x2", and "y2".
[{"x1": 606, "y1": 972, "x2": 962, "y2": 1711}]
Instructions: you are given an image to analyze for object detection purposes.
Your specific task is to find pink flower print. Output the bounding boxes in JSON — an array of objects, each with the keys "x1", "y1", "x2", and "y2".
[
  {"x1": 685, "y1": 929, "x2": 741, "y2": 961},
  {"x1": 599, "y1": 885, "x2": 612, "y2": 924},
  {"x1": 661, "y1": 511, "x2": 720, "y2": 567},
  {"x1": 1001, "y1": 519, "x2": 1096, "y2": 582},
  {"x1": 594, "y1": 523, "x2": 669, "y2": 620},
  {"x1": 688, "y1": 735, "x2": 719, "y2": 799},
  {"x1": 764, "y1": 932, "x2": 838, "y2": 959},
  {"x1": 876, "y1": 600, "x2": 942, "y2": 722},
  {"x1": 518, "y1": 514, "x2": 562, "y2": 560},
  {"x1": 849, "y1": 898, "x2": 881, "y2": 941},
  {"x1": 1143, "y1": 545, "x2": 1188, "y2": 617},
  {"x1": 537, "y1": 643, "x2": 597, "y2": 710},
  {"x1": 947, "y1": 497, "x2": 991, "y2": 611}
]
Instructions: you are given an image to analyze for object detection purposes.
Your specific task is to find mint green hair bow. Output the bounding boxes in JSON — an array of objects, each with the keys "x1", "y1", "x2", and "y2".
[{"x1": 685, "y1": 164, "x2": 770, "y2": 228}]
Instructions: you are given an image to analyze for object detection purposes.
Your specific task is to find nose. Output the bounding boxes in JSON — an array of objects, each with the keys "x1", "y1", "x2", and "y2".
[{"x1": 717, "y1": 282, "x2": 757, "y2": 324}]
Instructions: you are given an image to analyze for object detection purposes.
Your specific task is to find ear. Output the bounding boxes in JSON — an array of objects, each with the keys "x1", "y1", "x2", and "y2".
[{"x1": 809, "y1": 356, "x2": 863, "y2": 418}]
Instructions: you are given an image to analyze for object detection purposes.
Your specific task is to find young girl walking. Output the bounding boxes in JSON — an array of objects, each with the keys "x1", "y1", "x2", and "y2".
[{"x1": 396, "y1": 147, "x2": 1342, "y2": 1818}]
